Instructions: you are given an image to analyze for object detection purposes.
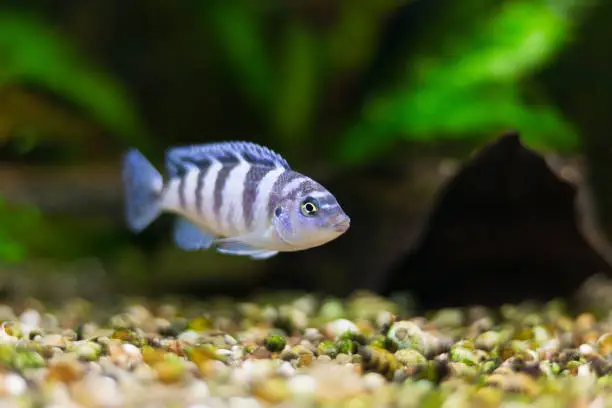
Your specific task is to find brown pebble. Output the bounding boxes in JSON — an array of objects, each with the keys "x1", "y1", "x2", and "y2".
[
  {"x1": 297, "y1": 354, "x2": 313, "y2": 367},
  {"x1": 47, "y1": 361, "x2": 84, "y2": 383},
  {"x1": 251, "y1": 347, "x2": 271, "y2": 359},
  {"x1": 166, "y1": 339, "x2": 186, "y2": 357}
]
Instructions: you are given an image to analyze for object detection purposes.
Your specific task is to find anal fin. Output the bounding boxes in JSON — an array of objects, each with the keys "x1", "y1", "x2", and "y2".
[
  {"x1": 214, "y1": 237, "x2": 278, "y2": 260},
  {"x1": 173, "y1": 217, "x2": 215, "y2": 251}
]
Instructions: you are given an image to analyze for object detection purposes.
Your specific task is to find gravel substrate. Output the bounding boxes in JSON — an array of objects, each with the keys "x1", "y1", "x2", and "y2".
[{"x1": 0, "y1": 291, "x2": 610, "y2": 407}]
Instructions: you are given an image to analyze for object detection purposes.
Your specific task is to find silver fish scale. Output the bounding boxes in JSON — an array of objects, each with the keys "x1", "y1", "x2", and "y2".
[{"x1": 170, "y1": 159, "x2": 287, "y2": 237}]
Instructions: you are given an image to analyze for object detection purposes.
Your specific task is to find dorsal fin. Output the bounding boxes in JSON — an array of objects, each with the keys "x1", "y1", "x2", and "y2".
[{"x1": 165, "y1": 141, "x2": 290, "y2": 178}]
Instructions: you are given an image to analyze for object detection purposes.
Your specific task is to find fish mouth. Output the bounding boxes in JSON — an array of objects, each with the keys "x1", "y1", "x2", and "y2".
[{"x1": 330, "y1": 215, "x2": 351, "y2": 233}]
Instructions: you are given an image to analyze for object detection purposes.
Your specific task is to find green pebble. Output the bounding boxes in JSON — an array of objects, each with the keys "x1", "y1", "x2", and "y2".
[
  {"x1": 109, "y1": 314, "x2": 133, "y2": 330},
  {"x1": 0, "y1": 345, "x2": 14, "y2": 366},
  {"x1": 475, "y1": 331, "x2": 502, "y2": 350},
  {"x1": 111, "y1": 329, "x2": 144, "y2": 347},
  {"x1": 264, "y1": 334, "x2": 286, "y2": 353},
  {"x1": 337, "y1": 331, "x2": 367, "y2": 344},
  {"x1": 279, "y1": 348, "x2": 298, "y2": 361},
  {"x1": 481, "y1": 359, "x2": 499, "y2": 374},
  {"x1": 317, "y1": 340, "x2": 338, "y2": 358},
  {"x1": 75, "y1": 342, "x2": 102, "y2": 361},
  {"x1": 319, "y1": 300, "x2": 345, "y2": 321},
  {"x1": 13, "y1": 350, "x2": 45, "y2": 370},
  {"x1": 449, "y1": 347, "x2": 477, "y2": 366},
  {"x1": 394, "y1": 348, "x2": 427, "y2": 367},
  {"x1": 336, "y1": 339, "x2": 358, "y2": 355},
  {"x1": 387, "y1": 321, "x2": 427, "y2": 355}
]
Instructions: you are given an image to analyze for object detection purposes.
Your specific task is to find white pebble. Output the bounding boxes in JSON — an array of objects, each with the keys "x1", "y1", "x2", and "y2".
[
  {"x1": 85, "y1": 375, "x2": 124, "y2": 406},
  {"x1": 303, "y1": 328, "x2": 323, "y2": 342},
  {"x1": 243, "y1": 360, "x2": 273, "y2": 380},
  {"x1": 47, "y1": 382, "x2": 76, "y2": 406},
  {"x1": 293, "y1": 295, "x2": 317, "y2": 316},
  {"x1": 577, "y1": 364, "x2": 592, "y2": 377},
  {"x1": 261, "y1": 306, "x2": 277, "y2": 323},
  {"x1": 231, "y1": 345, "x2": 244, "y2": 360},
  {"x1": 4, "y1": 373, "x2": 26, "y2": 396},
  {"x1": 362, "y1": 372, "x2": 386, "y2": 391},
  {"x1": 216, "y1": 349, "x2": 233, "y2": 359},
  {"x1": 376, "y1": 311, "x2": 394, "y2": 329},
  {"x1": 122, "y1": 343, "x2": 142, "y2": 358},
  {"x1": 178, "y1": 330, "x2": 201, "y2": 345},
  {"x1": 277, "y1": 361, "x2": 296, "y2": 378},
  {"x1": 224, "y1": 335, "x2": 238, "y2": 345},
  {"x1": 19, "y1": 309, "x2": 41, "y2": 337},
  {"x1": 187, "y1": 379, "x2": 211, "y2": 402},
  {"x1": 326, "y1": 319, "x2": 358, "y2": 338},
  {"x1": 19, "y1": 309, "x2": 40, "y2": 327},
  {"x1": 579, "y1": 343, "x2": 596, "y2": 357},
  {"x1": 228, "y1": 396, "x2": 262, "y2": 408},
  {"x1": 288, "y1": 374, "x2": 317, "y2": 396},
  {"x1": 230, "y1": 360, "x2": 272, "y2": 386}
]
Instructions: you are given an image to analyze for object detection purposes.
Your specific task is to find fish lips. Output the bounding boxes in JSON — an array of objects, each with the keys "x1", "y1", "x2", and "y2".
[{"x1": 329, "y1": 214, "x2": 351, "y2": 233}]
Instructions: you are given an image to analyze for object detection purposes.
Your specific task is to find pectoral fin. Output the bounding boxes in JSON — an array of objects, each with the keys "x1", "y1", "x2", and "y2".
[{"x1": 173, "y1": 217, "x2": 215, "y2": 251}]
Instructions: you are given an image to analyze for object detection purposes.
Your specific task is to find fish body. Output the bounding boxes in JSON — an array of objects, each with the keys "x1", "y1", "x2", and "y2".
[{"x1": 122, "y1": 141, "x2": 350, "y2": 259}]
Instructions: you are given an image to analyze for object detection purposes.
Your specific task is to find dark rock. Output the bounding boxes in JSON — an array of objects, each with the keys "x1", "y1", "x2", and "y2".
[{"x1": 382, "y1": 131, "x2": 612, "y2": 309}]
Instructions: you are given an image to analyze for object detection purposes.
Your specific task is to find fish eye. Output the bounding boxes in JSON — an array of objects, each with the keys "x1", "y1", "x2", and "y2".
[
  {"x1": 300, "y1": 197, "x2": 319, "y2": 216},
  {"x1": 274, "y1": 206, "x2": 283, "y2": 218}
]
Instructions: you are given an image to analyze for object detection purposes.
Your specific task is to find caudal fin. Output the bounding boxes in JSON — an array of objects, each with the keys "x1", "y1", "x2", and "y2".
[{"x1": 122, "y1": 148, "x2": 163, "y2": 233}]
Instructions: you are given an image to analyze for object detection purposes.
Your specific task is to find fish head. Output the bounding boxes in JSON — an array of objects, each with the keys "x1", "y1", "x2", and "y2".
[{"x1": 271, "y1": 178, "x2": 350, "y2": 249}]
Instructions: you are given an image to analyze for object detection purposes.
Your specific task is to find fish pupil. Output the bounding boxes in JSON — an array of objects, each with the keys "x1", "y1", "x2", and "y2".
[
  {"x1": 274, "y1": 206, "x2": 283, "y2": 217},
  {"x1": 301, "y1": 198, "x2": 318, "y2": 216}
]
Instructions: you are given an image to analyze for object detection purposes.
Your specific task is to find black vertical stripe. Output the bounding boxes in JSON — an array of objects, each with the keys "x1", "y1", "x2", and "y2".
[
  {"x1": 242, "y1": 165, "x2": 273, "y2": 229},
  {"x1": 178, "y1": 173, "x2": 187, "y2": 209},
  {"x1": 213, "y1": 162, "x2": 238, "y2": 221},
  {"x1": 195, "y1": 169, "x2": 207, "y2": 215}
]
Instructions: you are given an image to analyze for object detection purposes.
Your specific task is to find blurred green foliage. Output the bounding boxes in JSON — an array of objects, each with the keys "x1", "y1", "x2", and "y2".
[
  {"x1": 195, "y1": 0, "x2": 593, "y2": 164},
  {"x1": 0, "y1": 0, "x2": 593, "y2": 162},
  {"x1": 338, "y1": 0, "x2": 587, "y2": 162},
  {"x1": 0, "y1": 10, "x2": 150, "y2": 150},
  {"x1": 0, "y1": 197, "x2": 40, "y2": 263}
]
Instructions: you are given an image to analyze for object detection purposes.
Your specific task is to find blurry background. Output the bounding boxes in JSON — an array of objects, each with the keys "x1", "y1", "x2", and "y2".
[{"x1": 0, "y1": 0, "x2": 611, "y2": 306}]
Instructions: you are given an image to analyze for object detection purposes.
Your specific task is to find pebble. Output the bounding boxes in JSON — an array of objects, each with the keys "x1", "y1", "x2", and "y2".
[
  {"x1": 0, "y1": 292, "x2": 608, "y2": 406},
  {"x1": 325, "y1": 319, "x2": 358, "y2": 338},
  {"x1": 277, "y1": 361, "x2": 296, "y2": 377},
  {"x1": 288, "y1": 374, "x2": 317, "y2": 397},
  {"x1": 303, "y1": 328, "x2": 323, "y2": 343},
  {"x1": 228, "y1": 397, "x2": 262, "y2": 408},
  {"x1": 187, "y1": 380, "x2": 211, "y2": 401},
  {"x1": 178, "y1": 330, "x2": 201, "y2": 345},
  {"x1": 3, "y1": 373, "x2": 26, "y2": 396},
  {"x1": 362, "y1": 372, "x2": 386, "y2": 391}
]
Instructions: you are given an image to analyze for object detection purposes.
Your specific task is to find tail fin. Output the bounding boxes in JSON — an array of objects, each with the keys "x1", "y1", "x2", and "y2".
[{"x1": 122, "y1": 148, "x2": 163, "y2": 233}]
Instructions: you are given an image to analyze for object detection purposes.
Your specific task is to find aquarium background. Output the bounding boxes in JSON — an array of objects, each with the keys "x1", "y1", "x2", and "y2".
[{"x1": 0, "y1": 0, "x2": 611, "y2": 307}]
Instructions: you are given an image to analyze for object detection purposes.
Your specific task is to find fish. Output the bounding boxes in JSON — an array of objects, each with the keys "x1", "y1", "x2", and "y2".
[{"x1": 121, "y1": 141, "x2": 351, "y2": 260}]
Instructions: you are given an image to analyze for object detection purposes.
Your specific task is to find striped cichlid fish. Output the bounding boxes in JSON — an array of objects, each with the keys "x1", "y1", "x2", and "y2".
[{"x1": 122, "y1": 141, "x2": 350, "y2": 259}]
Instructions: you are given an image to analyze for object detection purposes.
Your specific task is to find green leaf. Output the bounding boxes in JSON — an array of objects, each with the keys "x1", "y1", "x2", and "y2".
[
  {"x1": 273, "y1": 22, "x2": 320, "y2": 152},
  {"x1": 339, "y1": 83, "x2": 578, "y2": 163},
  {"x1": 0, "y1": 11, "x2": 149, "y2": 147},
  {"x1": 206, "y1": 2, "x2": 273, "y2": 109},
  {"x1": 0, "y1": 196, "x2": 41, "y2": 264},
  {"x1": 412, "y1": 1, "x2": 571, "y2": 87},
  {"x1": 337, "y1": 0, "x2": 586, "y2": 164}
]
